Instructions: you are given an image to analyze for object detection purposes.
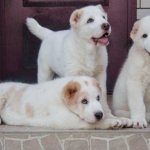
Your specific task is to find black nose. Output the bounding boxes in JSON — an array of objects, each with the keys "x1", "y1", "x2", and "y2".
[
  {"x1": 101, "y1": 23, "x2": 110, "y2": 31},
  {"x1": 95, "y1": 112, "x2": 103, "y2": 120}
]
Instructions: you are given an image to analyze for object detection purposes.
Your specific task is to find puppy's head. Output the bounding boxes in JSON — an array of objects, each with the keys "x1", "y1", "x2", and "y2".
[
  {"x1": 63, "y1": 76, "x2": 104, "y2": 124},
  {"x1": 70, "y1": 5, "x2": 111, "y2": 46},
  {"x1": 130, "y1": 15, "x2": 150, "y2": 53}
]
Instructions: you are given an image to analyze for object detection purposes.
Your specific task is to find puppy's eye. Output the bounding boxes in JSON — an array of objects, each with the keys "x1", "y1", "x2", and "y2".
[
  {"x1": 142, "y1": 34, "x2": 148, "y2": 38},
  {"x1": 81, "y1": 99, "x2": 88, "y2": 104},
  {"x1": 96, "y1": 95, "x2": 100, "y2": 101},
  {"x1": 102, "y1": 16, "x2": 106, "y2": 19},
  {"x1": 87, "y1": 18, "x2": 94, "y2": 24}
]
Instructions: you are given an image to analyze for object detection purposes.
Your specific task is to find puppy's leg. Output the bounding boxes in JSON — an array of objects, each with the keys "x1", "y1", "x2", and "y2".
[
  {"x1": 114, "y1": 110, "x2": 130, "y2": 118},
  {"x1": 96, "y1": 71, "x2": 113, "y2": 117},
  {"x1": 146, "y1": 113, "x2": 150, "y2": 123},
  {"x1": 113, "y1": 110, "x2": 133, "y2": 127},
  {"x1": 127, "y1": 79, "x2": 147, "y2": 128},
  {"x1": 37, "y1": 62, "x2": 54, "y2": 83},
  {"x1": 96, "y1": 72, "x2": 132, "y2": 127},
  {"x1": 0, "y1": 97, "x2": 7, "y2": 124}
]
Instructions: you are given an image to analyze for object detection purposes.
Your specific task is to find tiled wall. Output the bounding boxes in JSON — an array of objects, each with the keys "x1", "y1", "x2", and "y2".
[{"x1": 137, "y1": 0, "x2": 150, "y2": 19}]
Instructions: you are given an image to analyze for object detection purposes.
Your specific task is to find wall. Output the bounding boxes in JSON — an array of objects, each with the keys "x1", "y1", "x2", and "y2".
[{"x1": 137, "y1": 0, "x2": 150, "y2": 19}]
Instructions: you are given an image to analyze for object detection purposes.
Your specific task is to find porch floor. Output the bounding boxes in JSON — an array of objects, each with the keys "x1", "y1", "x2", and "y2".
[{"x1": 0, "y1": 125, "x2": 149, "y2": 150}]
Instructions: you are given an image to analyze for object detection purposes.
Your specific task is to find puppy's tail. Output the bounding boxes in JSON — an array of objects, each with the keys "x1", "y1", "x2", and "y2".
[{"x1": 26, "y1": 18, "x2": 52, "y2": 40}]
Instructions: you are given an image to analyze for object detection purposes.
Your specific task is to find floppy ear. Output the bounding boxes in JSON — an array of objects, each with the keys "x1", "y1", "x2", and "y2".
[
  {"x1": 97, "y1": 4, "x2": 105, "y2": 12},
  {"x1": 130, "y1": 21, "x2": 139, "y2": 41},
  {"x1": 63, "y1": 81, "x2": 81, "y2": 105},
  {"x1": 70, "y1": 9, "x2": 83, "y2": 27}
]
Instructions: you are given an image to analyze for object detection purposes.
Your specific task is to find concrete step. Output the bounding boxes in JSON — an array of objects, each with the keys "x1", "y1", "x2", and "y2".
[{"x1": 0, "y1": 125, "x2": 149, "y2": 150}]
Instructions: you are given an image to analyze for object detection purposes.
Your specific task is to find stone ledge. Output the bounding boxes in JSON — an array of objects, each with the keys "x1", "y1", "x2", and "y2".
[
  {"x1": 0, "y1": 125, "x2": 149, "y2": 150},
  {"x1": 0, "y1": 125, "x2": 150, "y2": 133}
]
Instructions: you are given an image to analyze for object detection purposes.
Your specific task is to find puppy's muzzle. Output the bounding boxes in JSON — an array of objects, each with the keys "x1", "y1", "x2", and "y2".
[
  {"x1": 95, "y1": 112, "x2": 103, "y2": 120},
  {"x1": 101, "y1": 23, "x2": 110, "y2": 31}
]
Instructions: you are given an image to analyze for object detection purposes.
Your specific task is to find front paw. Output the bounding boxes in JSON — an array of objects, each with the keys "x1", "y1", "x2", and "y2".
[
  {"x1": 132, "y1": 118, "x2": 147, "y2": 128},
  {"x1": 106, "y1": 115, "x2": 133, "y2": 128},
  {"x1": 108, "y1": 118, "x2": 123, "y2": 129},
  {"x1": 96, "y1": 118, "x2": 124, "y2": 129},
  {"x1": 119, "y1": 117, "x2": 133, "y2": 127}
]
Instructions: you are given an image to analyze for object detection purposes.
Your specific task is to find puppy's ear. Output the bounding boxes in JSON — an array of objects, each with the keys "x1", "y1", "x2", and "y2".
[
  {"x1": 63, "y1": 81, "x2": 81, "y2": 105},
  {"x1": 130, "y1": 21, "x2": 139, "y2": 41},
  {"x1": 97, "y1": 4, "x2": 105, "y2": 12},
  {"x1": 70, "y1": 9, "x2": 83, "y2": 27}
]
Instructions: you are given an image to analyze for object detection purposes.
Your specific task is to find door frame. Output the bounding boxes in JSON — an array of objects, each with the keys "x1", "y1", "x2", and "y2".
[
  {"x1": 0, "y1": 0, "x2": 5, "y2": 81},
  {"x1": 128, "y1": 0, "x2": 137, "y2": 38},
  {"x1": 23, "y1": 0, "x2": 109, "y2": 7}
]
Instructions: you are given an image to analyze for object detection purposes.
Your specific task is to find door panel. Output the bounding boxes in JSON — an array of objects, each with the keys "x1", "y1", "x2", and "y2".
[
  {"x1": 0, "y1": 0, "x2": 136, "y2": 93},
  {"x1": 23, "y1": 0, "x2": 108, "y2": 7},
  {"x1": 0, "y1": 0, "x2": 4, "y2": 81}
]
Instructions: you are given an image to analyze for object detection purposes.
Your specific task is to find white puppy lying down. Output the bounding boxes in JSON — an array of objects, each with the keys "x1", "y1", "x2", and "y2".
[
  {"x1": 0, "y1": 76, "x2": 130, "y2": 129},
  {"x1": 112, "y1": 16, "x2": 150, "y2": 128}
]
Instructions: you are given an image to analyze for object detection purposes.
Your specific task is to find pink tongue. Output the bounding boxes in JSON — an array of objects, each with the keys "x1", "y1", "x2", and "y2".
[{"x1": 98, "y1": 37, "x2": 109, "y2": 45}]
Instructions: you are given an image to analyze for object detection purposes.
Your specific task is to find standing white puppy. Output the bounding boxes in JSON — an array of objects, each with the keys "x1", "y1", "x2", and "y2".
[
  {"x1": 112, "y1": 16, "x2": 150, "y2": 128},
  {"x1": 26, "y1": 5, "x2": 130, "y2": 126}
]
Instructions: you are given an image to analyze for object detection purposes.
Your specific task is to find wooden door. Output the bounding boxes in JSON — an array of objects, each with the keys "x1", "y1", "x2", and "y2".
[{"x1": 0, "y1": 0, "x2": 136, "y2": 93}]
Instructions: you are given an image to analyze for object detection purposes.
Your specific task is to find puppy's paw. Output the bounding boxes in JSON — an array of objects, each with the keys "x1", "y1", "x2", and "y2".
[
  {"x1": 132, "y1": 118, "x2": 147, "y2": 128},
  {"x1": 109, "y1": 118, "x2": 123, "y2": 129},
  {"x1": 96, "y1": 118, "x2": 123, "y2": 129},
  {"x1": 119, "y1": 117, "x2": 133, "y2": 127}
]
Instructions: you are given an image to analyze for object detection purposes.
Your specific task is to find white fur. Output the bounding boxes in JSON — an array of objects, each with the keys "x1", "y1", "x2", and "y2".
[
  {"x1": 26, "y1": 4, "x2": 113, "y2": 117},
  {"x1": 112, "y1": 16, "x2": 150, "y2": 128},
  {"x1": 26, "y1": 5, "x2": 110, "y2": 82},
  {"x1": 26, "y1": 5, "x2": 132, "y2": 126},
  {"x1": 0, "y1": 76, "x2": 129, "y2": 129}
]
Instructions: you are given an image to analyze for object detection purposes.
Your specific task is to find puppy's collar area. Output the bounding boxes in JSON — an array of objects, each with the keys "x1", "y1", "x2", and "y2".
[{"x1": 92, "y1": 32, "x2": 110, "y2": 46}]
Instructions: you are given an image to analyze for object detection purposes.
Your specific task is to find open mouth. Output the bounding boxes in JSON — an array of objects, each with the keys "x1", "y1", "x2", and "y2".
[{"x1": 92, "y1": 32, "x2": 110, "y2": 46}]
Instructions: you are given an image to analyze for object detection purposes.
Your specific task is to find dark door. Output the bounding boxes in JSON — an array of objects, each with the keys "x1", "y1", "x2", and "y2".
[{"x1": 0, "y1": 0, "x2": 136, "y2": 93}]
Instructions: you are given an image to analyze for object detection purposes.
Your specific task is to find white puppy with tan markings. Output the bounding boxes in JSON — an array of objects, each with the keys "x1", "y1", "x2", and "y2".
[
  {"x1": 113, "y1": 16, "x2": 150, "y2": 128},
  {"x1": 0, "y1": 76, "x2": 126, "y2": 129}
]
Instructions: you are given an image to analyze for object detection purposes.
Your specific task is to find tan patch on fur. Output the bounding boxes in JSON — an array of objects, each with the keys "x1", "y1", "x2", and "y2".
[
  {"x1": 92, "y1": 79, "x2": 101, "y2": 92},
  {"x1": 25, "y1": 103, "x2": 34, "y2": 117},
  {"x1": 73, "y1": 10, "x2": 82, "y2": 23},
  {"x1": 6, "y1": 86, "x2": 28, "y2": 113},
  {"x1": 63, "y1": 81, "x2": 81, "y2": 105},
  {"x1": 130, "y1": 21, "x2": 139, "y2": 40},
  {"x1": 70, "y1": 10, "x2": 83, "y2": 27},
  {"x1": 95, "y1": 64, "x2": 104, "y2": 77}
]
